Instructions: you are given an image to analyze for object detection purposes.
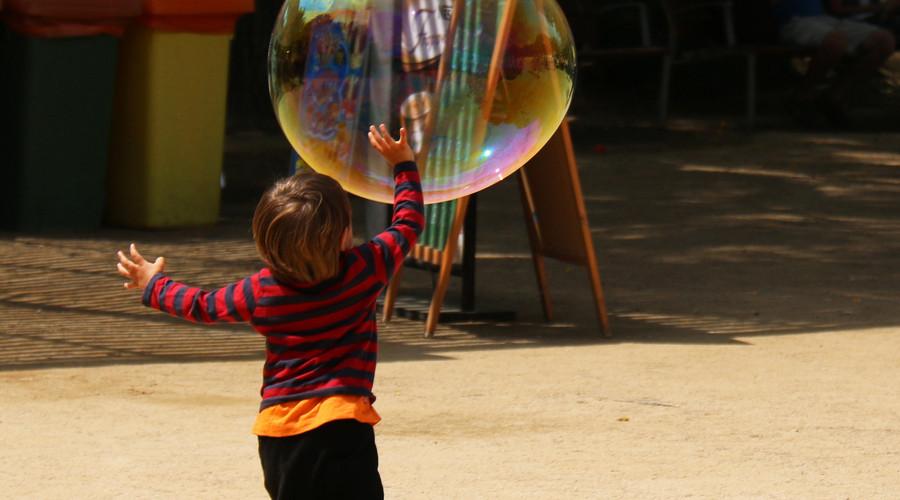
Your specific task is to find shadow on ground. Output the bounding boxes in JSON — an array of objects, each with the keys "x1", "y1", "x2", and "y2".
[{"x1": 2, "y1": 122, "x2": 900, "y2": 370}]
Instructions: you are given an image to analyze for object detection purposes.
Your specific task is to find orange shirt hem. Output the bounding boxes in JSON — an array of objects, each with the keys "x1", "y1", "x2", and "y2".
[{"x1": 252, "y1": 394, "x2": 381, "y2": 437}]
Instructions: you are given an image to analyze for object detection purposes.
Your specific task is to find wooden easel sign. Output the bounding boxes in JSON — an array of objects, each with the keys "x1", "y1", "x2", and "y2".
[
  {"x1": 518, "y1": 120, "x2": 611, "y2": 336},
  {"x1": 383, "y1": 0, "x2": 610, "y2": 337},
  {"x1": 386, "y1": 120, "x2": 612, "y2": 337}
]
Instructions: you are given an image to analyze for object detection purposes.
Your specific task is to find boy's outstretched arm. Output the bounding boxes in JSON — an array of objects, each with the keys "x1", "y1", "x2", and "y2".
[
  {"x1": 117, "y1": 244, "x2": 258, "y2": 323},
  {"x1": 366, "y1": 124, "x2": 425, "y2": 283}
]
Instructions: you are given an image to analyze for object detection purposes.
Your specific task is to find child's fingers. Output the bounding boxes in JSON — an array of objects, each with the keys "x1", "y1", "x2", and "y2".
[
  {"x1": 368, "y1": 135, "x2": 386, "y2": 156},
  {"x1": 370, "y1": 125, "x2": 392, "y2": 152},
  {"x1": 398, "y1": 127, "x2": 408, "y2": 145},
  {"x1": 116, "y1": 262, "x2": 133, "y2": 279},
  {"x1": 124, "y1": 281, "x2": 138, "y2": 289},
  {"x1": 368, "y1": 124, "x2": 382, "y2": 140},
  {"x1": 117, "y1": 250, "x2": 137, "y2": 270},
  {"x1": 368, "y1": 125, "x2": 386, "y2": 148},
  {"x1": 129, "y1": 243, "x2": 146, "y2": 265},
  {"x1": 379, "y1": 123, "x2": 396, "y2": 142},
  {"x1": 367, "y1": 131, "x2": 384, "y2": 153}
]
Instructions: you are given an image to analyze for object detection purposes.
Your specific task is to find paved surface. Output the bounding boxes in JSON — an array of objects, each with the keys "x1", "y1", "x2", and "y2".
[
  {"x1": 0, "y1": 228, "x2": 541, "y2": 370},
  {"x1": 5, "y1": 39, "x2": 900, "y2": 374},
  {"x1": 4, "y1": 126, "x2": 900, "y2": 369},
  {"x1": 5, "y1": 124, "x2": 900, "y2": 498}
]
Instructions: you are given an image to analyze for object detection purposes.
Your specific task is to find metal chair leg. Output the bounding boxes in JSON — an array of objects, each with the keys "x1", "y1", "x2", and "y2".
[
  {"x1": 659, "y1": 54, "x2": 673, "y2": 125},
  {"x1": 746, "y1": 52, "x2": 757, "y2": 130}
]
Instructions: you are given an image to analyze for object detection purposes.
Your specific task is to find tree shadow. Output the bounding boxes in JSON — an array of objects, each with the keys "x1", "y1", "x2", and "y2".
[
  {"x1": 4, "y1": 127, "x2": 900, "y2": 371},
  {"x1": 468, "y1": 125, "x2": 900, "y2": 345}
]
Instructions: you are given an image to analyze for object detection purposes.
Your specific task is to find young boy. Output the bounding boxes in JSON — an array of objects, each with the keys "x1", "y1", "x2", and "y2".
[{"x1": 116, "y1": 124, "x2": 424, "y2": 499}]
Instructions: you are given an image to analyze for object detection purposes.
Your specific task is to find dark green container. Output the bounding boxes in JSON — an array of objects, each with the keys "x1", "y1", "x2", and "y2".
[{"x1": 1, "y1": 28, "x2": 119, "y2": 231}]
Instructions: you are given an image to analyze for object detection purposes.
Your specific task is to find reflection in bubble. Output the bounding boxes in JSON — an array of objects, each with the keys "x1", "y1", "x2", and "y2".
[{"x1": 269, "y1": 0, "x2": 576, "y2": 204}]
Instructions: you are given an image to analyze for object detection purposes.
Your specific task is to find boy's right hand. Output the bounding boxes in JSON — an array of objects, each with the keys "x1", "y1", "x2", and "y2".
[
  {"x1": 368, "y1": 124, "x2": 415, "y2": 166},
  {"x1": 116, "y1": 243, "x2": 166, "y2": 290}
]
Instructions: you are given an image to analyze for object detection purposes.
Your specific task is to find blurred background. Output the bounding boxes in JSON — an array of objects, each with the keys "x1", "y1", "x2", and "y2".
[
  {"x1": 2, "y1": 0, "x2": 900, "y2": 331},
  {"x1": 3, "y1": 0, "x2": 899, "y2": 234},
  {"x1": 2, "y1": 0, "x2": 900, "y2": 362}
]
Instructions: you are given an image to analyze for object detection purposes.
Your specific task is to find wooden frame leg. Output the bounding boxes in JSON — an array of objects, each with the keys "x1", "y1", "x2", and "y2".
[
  {"x1": 530, "y1": 249, "x2": 553, "y2": 322},
  {"x1": 586, "y1": 248, "x2": 611, "y2": 337},
  {"x1": 382, "y1": 263, "x2": 405, "y2": 322},
  {"x1": 425, "y1": 196, "x2": 470, "y2": 337},
  {"x1": 521, "y1": 121, "x2": 611, "y2": 336},
  {"x1": 517, "y1": 171, "x2": 553, "y2": 321}
]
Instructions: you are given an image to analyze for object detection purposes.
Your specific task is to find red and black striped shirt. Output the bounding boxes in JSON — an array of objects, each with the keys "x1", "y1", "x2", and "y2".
[{"x1": 142, "y1": 162, "x2": 424, "y2": 410}]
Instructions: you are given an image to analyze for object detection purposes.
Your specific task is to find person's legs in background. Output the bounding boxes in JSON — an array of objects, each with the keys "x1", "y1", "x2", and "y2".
[
  {"x1": 781, "y1": 17, "x2": 849, "y2": 124},
  {"x1": 824, "y1": 22, "x2": 895, "y2": 126},
  {"x1": 781, "y1": 16, "x2": 895, "y2": 127}
]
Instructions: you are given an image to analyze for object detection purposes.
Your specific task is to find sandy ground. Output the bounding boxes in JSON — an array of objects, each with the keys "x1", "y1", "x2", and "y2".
[
  {"x1": 3, "y1": 329, "x2": 900, "y2": 499},
  {"x1": 4, "y1": 126, "x2": 900, "y2": 498}
]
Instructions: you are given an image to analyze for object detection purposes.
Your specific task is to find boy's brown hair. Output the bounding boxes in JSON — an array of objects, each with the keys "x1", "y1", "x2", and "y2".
[{"x1": 252, "y1": 172, "x2": 351, "y2": 284}]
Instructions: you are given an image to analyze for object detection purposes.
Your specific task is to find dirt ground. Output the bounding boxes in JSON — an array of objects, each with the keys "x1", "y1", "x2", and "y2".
[{"x1": 4, "y1": 123, "x2": 900, "y2": 498}]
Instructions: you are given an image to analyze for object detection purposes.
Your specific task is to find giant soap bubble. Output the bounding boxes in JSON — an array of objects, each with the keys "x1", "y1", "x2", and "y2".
[{"x1": 269, "y1": 0, "x2": 576, "y2": 204}]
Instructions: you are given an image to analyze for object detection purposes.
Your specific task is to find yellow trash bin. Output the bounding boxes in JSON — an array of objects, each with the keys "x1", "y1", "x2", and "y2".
[{"x1": 106, "y1": 0, "x2": 254, "y2": 228}]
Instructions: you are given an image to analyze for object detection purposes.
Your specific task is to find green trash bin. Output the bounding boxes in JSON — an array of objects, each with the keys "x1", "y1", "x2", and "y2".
[{"x1": 0, "y1": 1, "x2": 140, "y2": 231}]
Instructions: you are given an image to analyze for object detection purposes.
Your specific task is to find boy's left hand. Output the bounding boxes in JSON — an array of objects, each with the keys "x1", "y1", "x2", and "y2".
[{"x1": 116, "y1": 243, "x2": 166, "y2": 290}]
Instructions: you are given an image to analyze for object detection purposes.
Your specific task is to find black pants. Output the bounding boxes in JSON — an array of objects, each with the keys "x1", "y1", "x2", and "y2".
[{"x1": 258, "y1": 419, "x2": 383, "y2": 500}]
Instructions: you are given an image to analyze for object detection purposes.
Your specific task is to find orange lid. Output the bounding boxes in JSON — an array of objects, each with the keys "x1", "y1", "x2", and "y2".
[
  {"x1": 139, "y1": 14, "x2": 245, "y2": 34},
  {"x1": 143, "y1": 0, "x2": 254, "y2": 16},
  {"x1": 3, "y1": 13, "x2": 133, "y2": 37},
  {"x1": 5, "y1": 0, "x2": 141, "y2": 19},
  {"x1": 139, "y1": 0, "x2": 254, "y2": 34},
  {"x1": 3, "y1": 0, "x2": 140, "y2": 37}
]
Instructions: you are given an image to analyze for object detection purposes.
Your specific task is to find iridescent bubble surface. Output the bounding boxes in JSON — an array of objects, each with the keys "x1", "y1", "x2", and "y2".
[{"x1": 269, "y1": 0, "x2": 576, "y2": 204}]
